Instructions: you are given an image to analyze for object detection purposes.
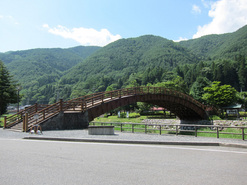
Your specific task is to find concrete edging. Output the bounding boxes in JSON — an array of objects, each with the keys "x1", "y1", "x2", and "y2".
[{"x1": 23, "y1": 136, "x2": 247, "y2": 148}]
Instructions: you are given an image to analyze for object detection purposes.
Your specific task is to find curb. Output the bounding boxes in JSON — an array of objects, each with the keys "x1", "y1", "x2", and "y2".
[{"x1": 23, "y1": 136, "x2": 247, "y2": 148}]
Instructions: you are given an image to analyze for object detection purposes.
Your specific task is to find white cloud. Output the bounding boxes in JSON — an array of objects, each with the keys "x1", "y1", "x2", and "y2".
[
  {"x1": 193, "y1": 0, "x2": 247, "y2": 39},
  {"x1": 192, "y1": 5, "x2": 202, "y2": 14},
  {"x1": 174, "y1": 37, "x2": 188, "y2": 42},
  {"x1": 43, "y1": 24, "x2": 122, "y2": 47},
  {"x1": 0, "y1": 15, "x2": 19, "y2": 25}
]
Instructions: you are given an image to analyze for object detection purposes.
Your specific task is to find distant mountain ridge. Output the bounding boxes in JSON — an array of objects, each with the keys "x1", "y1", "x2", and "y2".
[
  {"x1": 58, "y1": 35, "x2": 199, "y2": 91},
  {"x1": 0, "y1": 24, "x2": 246, "y2": 104},
  {"x1": 179, "y1": 25, "x2": 247, "y2": 59}
]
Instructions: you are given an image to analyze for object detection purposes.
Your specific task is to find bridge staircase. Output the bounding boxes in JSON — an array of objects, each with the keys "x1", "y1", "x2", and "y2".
[{"x1": 3, "y1": 87, "x2": 208, "y2": 132}]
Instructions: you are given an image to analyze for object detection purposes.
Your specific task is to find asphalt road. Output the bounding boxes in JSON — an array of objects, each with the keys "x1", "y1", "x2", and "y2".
[{"x1": 1, "y1": 138, "x2": 247, "y2": 185}]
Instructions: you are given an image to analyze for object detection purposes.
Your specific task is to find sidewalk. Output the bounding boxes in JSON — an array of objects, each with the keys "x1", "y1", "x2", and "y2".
[{"x1": 1, "y1": 128, "x2": 247, "y2": 148}]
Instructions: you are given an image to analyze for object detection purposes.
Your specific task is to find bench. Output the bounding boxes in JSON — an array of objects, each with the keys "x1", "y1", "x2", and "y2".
[{"x1": 88, "y1": 126, "x2": 114, "y2": 135}]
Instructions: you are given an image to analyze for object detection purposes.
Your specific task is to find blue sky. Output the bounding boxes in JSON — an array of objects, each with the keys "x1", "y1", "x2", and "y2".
[{"x1": 0, "y1": 0, "x2": 247, "y2": 52}]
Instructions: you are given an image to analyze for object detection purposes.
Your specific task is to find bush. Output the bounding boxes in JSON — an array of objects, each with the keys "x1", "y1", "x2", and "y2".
[
  {"x1": 210, "y1": 115, "x2": 222, "y2": 120},
  {"x1": 120, "y1": 112, "x2": 126, "y2": 118},
  {"x1": 129, "y1": 113, "x2": 140, "y2": 118}
]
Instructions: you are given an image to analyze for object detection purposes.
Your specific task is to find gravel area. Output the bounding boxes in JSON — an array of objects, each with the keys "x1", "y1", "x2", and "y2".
[{"x1": 1, "y1": 128, "x2": 247, "y2": 146}]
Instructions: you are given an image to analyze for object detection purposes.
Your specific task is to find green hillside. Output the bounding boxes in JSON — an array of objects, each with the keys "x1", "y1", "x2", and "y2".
[
  {"x1": 0, "y1": 25, "x2": 247, "y2": 105},
  {"x1": 58, "y1": 35, "x2": 199, "y2": 95},
  {"x1": 180, "y1": 25, "x2": 247, "y2": 59},
  {"x1": 0, "y1": 46, "x2": 100, "y2": 104}
]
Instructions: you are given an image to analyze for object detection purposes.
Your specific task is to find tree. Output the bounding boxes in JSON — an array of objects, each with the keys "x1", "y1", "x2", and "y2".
[
  {"x1": 202, "y1": 81, "x2": 237, "y2": 108},
  {"x1": 237, "y1": 55, "x2": 247, "y2": 91},
  {"x1": 0, "y1": 61, "x2": 19, "y2": 115},
  {"x1": 190, "y1": 77, "x2": 211, "y2": 103},
  {"x1": 154, "y1": 76, "x2": 189, "y2": 94}
]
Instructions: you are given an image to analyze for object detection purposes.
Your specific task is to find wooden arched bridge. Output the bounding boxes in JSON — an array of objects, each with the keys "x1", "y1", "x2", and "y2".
[{"x1": 4, "y1": 87, "x2": 209, "y2": 132}]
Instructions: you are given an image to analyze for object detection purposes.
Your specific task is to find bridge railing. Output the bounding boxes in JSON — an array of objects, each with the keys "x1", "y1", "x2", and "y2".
[
  {"x1": 62, "y1": 86, "x2": 206, "y2": 111},
  {"x1": 4, "y1": 104, "x2": 49, "y2": 128},
  {"x1": 5, "y1": 86, "x2": 207, "y2": 131}
]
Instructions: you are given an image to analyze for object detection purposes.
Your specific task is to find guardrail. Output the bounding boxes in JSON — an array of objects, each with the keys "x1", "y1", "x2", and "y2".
[{"x1": 91, "y1": 122, "x2": 247, "y2": 140}]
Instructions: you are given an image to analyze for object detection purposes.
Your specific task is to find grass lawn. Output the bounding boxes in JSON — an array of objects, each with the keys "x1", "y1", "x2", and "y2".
[
  {"x1": 0, "y1": 114, "x2": 8, "y2": 127},
  {"x1": 92, "y1": 116, "x2": 246, "y2": 140},
  {"x1": 93, "y1": 115, "x2": 175, "y2": 123},
  {"x1": 94, "y1": 115, "x2": 147, "y2": 123}
]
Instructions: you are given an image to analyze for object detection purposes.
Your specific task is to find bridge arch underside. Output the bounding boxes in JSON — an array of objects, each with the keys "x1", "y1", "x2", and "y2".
[{"x1": 87, "y1": 94, "x2": 208, "y2": 122}]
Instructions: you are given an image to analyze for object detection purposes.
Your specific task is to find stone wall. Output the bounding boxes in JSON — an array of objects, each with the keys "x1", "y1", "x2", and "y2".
[{"x1": 41, "y1": 111, "x2": 89, "y2": 130}]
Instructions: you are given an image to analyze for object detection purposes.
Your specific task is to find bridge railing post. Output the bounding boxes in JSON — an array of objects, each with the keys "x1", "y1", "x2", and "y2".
[
  {"x1": 22, "y1": 114, "x2": 26, "y2": 132},
  {"x1": 35, "y1": 103, "x2": 38, "y2": 112},
  {"x1": 23, "y1": 113, "x2": 28, "y2": 132},
  {"x1": 4, "y1": 116, "x2": 7, "y2": 129},
  {"x1": 59, "y1": 99, "x2": 63, "y2": 111}
]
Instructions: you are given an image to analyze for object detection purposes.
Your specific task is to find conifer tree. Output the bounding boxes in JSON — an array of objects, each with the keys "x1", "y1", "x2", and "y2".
[
  {"x1": 0, "y1": 60, "x2": 19, "y2": 115},
  {"x1": 237, "y1": 55, "x2": 247, "y2": 91}
]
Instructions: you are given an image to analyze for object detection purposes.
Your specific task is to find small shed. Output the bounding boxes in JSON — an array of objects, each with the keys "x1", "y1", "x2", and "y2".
[{"x1": 222, "y1": 104, "x2": 242, "y2": 119}]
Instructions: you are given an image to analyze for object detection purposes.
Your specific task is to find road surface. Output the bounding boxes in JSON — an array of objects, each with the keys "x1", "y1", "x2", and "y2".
[{"x1": 0, "y1": 138, "x2": 247, "y2": 185}]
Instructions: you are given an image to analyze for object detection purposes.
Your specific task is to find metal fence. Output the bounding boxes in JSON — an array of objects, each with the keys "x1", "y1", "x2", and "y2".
[{"x1": 91, "y1": 122, "x2": 247, "y2": 140}]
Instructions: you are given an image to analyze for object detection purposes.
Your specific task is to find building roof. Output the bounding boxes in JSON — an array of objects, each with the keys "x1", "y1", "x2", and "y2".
[{"x1": 222, "y1": 104, "x2": 242, "y2": 109}]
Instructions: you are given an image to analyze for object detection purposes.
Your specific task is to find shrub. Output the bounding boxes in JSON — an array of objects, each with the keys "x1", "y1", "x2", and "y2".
[
  {"x1": 129, "y1": 113, "x2": 140, "y2": 118},
  {"x1": 120, "y1": 112, "x2": 126, "y2": 118}
]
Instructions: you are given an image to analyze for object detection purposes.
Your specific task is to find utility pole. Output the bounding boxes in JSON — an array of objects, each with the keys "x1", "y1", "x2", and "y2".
[{"x1": 17, "y1": 86, "x2": 21, "y2": 113}]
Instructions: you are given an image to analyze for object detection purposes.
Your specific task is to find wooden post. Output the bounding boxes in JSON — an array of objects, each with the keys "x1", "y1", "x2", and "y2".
[
  {"x1": 81, "y1": 100, "x2": 84, "y2": 111},
  {"x1": 195, "y1": 126, "x2": 197, "y2": 137},
  {"x1": 24, "y1": 113, "x2": 28, "y2": 132},
  {"x1": 121, "y1": 124, "x2": 123, "y2": 132},
  {"x1": 132, "y1": 124, "x2": 134, "y2": 133},
  {"x1": 59, "y1": 99, "x2": 63, "y2": 111},
  {"x1": 22, "y1": 115, "x2": 26, "y2": 132},
  {"x1": 242, "y1": 128, "x2": 245, "y2": 140},
  {"x1": 4, "y1": 116, "x2": 7, "y2": 129},
  {"x1": 176, "y1": 125, "x2": 178, "y2": 136},
  {"x1": 145, "y1": 124, "x2": 147, "y2": 134},
  {"x1": 35, "y1": 103, "x2": 38, "y2": 112},
  {"x1": 159, "y1": 125, "x2": 162, "y2": 135}
]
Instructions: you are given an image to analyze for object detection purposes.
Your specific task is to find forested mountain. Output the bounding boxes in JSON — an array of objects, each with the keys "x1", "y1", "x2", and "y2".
[
  {"x1": 0, "y1": 25, "x2": 246, "y2": 105},
  {"x1": 58, "y1": 35, "x2": 199, "y2": 97},
  {"x1": 0, "y1": 46, "x2": 100, "y2": 104},
  {"x1": 179, "y1": 25, "x2": 247, "y2": 59}
]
